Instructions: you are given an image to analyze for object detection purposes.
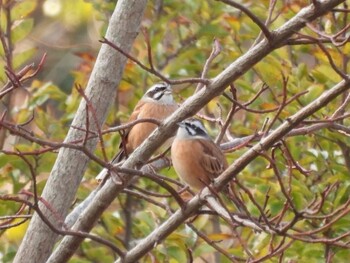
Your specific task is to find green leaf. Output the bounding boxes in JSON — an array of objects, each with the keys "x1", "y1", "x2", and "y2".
[
  {"x1": 334, "y1": 249, "x2": 350, "y2": 262},
  {"x1": 30, "y1": 82, "x2": 67, "y2": 109},
  {"x1": 167, "y1": 246, "x2": 188, "y2": 263},
  {"x1": 13, "y1": 47, "x2": 37, "y2": 69},
  {"x1": 83, "y1": 246, "x2": 114, "y2": 262},
  {"x1": 69, "y1": 258, "x2": 90, "y2": 263},
  {"x1": 0, "y1": 60, "x2": 6, "y2": 83},
  {"x1": 296, "y1": 63, "x2": 308, "y2": 80},
  {"x1": 197, "y1": 24, "x2": 228, "y2": 37},
  {"x1": 269, "y1": 200, "x2": 284, "y2": 215},
  {"x1": 0, "y1": 153, "x2": 9, "y2": 168},
  {"x1": 0, "y1": 40, "x2": 4, "y2": 57},
  {"x1": 333, "y1": 182, "x2": 350, "y2": 207},
  {"x1": 36, "y1": 152, "x2": 56, "y2": 174},
  {"x1": 302, "y1": 84, "x2": 325, "y2": 103},
  {"x1": 2, "y1": 249, "x2": 16, "y2": 263},
  {"x1": 34, "y1": 108, "x2": 50, "y2": 135},
  {"x1": 311, "y1": 64, "x2": 341, "y2": 84},
  {"x1": 11, "y1": 18, "x2": 34, "y2": 43},
  {"x1": 12, "y1": 0, "x2": 38, "y2": 20},
  {"x1": 193, "y1": 242, "x2": 216, "y2": 258}
]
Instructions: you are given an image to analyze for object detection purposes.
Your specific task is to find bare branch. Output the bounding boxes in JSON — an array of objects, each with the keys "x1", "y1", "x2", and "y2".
[
  {"x1": 100, "y1": 37, "x2": 209, "y2": 86},
  {"x1": 195, "y1": 38, "x2": 222, "y2": 92}
]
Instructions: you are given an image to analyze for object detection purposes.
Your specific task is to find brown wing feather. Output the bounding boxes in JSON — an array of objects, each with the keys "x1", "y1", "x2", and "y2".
[
  {"x1": 112, "y1": 100, "x2": 146, "y2": 161},
  {"x1": 118, "y1": 101, "x2": 178, "y2": 157},
  {"x1": 197, "y1": 139, "x2": 240, "y2": 207},
  {"x1": 198, "y1": 139, "x2": 228, "y2": 180},
  {"x1": 121, "y1": 100, "x2": 146, "y2": 147},
  {"x1": 128, "y1": 100, "x2": 145, "y2": 122}
]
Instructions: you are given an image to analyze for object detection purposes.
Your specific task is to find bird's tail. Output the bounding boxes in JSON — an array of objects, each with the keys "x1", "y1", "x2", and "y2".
[
  {"x1": 205, "y1": 195, "x2": 266, "y2": 232},
  {"x1": 95, "y1": 149, "x2": 126, "y2": 182}
]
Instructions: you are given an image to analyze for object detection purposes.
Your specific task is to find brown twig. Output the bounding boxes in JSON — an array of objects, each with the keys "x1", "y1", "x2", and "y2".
[
  {"x1": 114, "y1": 166, "x2": 186, "y2": 207},
  {"x1": 0, "y1": 53, "x2": 47, "y2": 99},
  {"x1": 195, "y1": 38, "x2": 222, "y2": 93},
  {"x1": 217, "y1": 0, "x2": 272, "y2": 41},
  {"x1": 100, "y1": 37, "x2": 209, "y2": 85},
  {"x1": 76, "y1": 84, "x2": 108, "y2": 162},
  {"x1": 187, "y1": 223, "x2": 245, "y2": 262},
  {"x1": 265, "y1": 75, "x2": 289, "y2": 134},
  {"x1": 252, "y1": 0, "x2": 279, "y2": 46},
  {"x1": 0, "y1": 194, "x2": 125, "y2": 257},
  {"x1": 215, "y1": 84, "x2": 237, "y2": 144},
  {"x1": 122, "y1": 188, "x2": 172, "y2": 214},
  {"x1": 298, "y1": 33, "x2": 348, "y2": 79}
]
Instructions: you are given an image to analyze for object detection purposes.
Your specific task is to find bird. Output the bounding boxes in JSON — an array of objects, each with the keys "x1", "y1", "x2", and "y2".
[
  {"x1": 171, "y1": 118, "x2": 228, "y2": 191},
  {"x1": 172, "y1": 119, "x2": 271, "y2": 232},
  {"x1": 171, "y1": 118, "x2": 245, "y2": 216},
  {"x1": 96, "y1": 82, "x2": 178, "y2": 181}
]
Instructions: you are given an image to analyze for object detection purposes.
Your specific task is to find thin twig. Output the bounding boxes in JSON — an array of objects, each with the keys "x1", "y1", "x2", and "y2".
[
  {"x1": 195, "y1": 38, "x2": 222, "y2": 92},
  {"x1": 217, "y1": 0, "x2": 272, "y2": 41},
  {"x1": 100, "y1": 37, "x2": 209, "y2": 85}
]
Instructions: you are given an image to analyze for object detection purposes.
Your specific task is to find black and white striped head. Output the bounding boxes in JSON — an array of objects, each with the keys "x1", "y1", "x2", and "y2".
[
  {"x1": 176, "y1": 119, "x2": 210, "y2": 140},
  {"x1": 143, "y1": 83, "x2": 174, "y2": 105}
]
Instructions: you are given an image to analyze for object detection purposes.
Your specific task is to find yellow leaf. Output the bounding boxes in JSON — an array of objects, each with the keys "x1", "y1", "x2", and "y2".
[
  {"x1": 260, "y1": 102, "x2": 276, "y2": 110},
  {"x1": 206, "y1": 98, "x2": 219, "y2": 113},
  {"x1": 207, "y1": 233, "x2": 233, "y2": 241},
  {"x1": 4, "y1": 219, "x2": 29, "y2": 244}
]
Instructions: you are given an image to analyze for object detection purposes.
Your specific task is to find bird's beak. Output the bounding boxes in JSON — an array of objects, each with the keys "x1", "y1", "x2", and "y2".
[{"x1": 165, "y1": 84, "x2": 172, "y2": 93}]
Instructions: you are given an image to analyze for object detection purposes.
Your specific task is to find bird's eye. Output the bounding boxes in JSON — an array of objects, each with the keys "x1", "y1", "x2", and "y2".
[
  {"x1": 156, "y1": 86, "x2": 166, "y2": 92},
  {"x1": 194, "y1": 125, "x2": 203, "y2": 133}
]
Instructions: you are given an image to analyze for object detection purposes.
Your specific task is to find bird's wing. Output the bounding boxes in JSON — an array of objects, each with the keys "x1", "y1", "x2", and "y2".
[
  {"x1": 117, "y1": 100, "x2": 146, "y2": 155},
  {"x1": 128, "y1": 100, "x2": 145, "y2": 122},
  {"x1": 198, "y1": 139, "x2": 228, "y2": 180},
  {"x1": 97, "y1": 101, "x2": 145, "y2": 182}
]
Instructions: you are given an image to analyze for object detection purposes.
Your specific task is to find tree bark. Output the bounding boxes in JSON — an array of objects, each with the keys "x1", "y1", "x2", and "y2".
[{"x1": 13, "y1": 1, "x2": 148, "y2": 262}]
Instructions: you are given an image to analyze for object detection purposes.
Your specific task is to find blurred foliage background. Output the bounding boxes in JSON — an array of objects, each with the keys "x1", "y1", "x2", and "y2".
[{"x1": 1, "y1": 0, "x2": 350, "y2": 262}]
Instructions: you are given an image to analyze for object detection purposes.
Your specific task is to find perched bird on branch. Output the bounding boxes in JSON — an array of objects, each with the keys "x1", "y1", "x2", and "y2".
[
  {"x1": 171, "y1": 118, "x2": 229, "y2": 191},
  {"x1": 96, "y1": 82, "x2": 178, "y2": 181},
  {"x1": 171, "y1": 118, "x2": 245, "y2": 218}
]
